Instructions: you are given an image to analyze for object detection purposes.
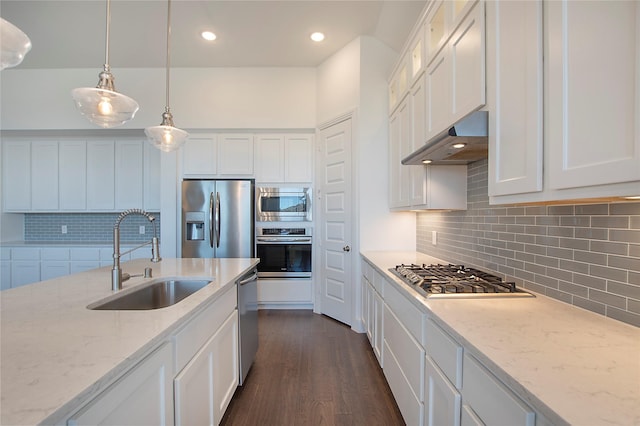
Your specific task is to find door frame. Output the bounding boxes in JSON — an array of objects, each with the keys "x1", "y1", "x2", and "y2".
[{"x1": 314, "y1": 110, "x2": 360, "y2": 329}]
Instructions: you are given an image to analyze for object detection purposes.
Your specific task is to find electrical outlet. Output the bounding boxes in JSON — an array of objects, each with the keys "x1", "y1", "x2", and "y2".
[
  {"x1": 139, "y1": 225, "x2": 145, "y2": 234},
  {"x1": 432, "y1": 230, "x2": 437, "y2": 245},
  {"x1": 61, "y1": 225, "x2": 67, "y2": 234}
]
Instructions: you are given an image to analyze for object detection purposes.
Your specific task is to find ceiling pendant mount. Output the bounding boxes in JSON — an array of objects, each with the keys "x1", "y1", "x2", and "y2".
[
  {"x1": 145, "y1": 0, "x2": 188, "y2": 152},
  {"x1": 71, "y1": 0, "x2": 139, "y2": 128}
]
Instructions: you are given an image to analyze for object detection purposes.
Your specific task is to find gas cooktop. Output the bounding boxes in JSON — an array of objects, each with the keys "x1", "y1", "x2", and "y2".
[{"x1": 389, "y1": 264, "x2": 534, "y2": 299}]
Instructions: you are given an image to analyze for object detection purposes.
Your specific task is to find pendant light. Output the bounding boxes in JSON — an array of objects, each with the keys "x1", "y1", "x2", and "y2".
[
  {"x1": 0, "y1": 18, "x2": 32, "y2": 70},
  {"x1": 71, "y1": 0, "x2": 139, "y2": 128},
  {"x1": 145, "y1": 0, "x2": 188, "y2": 152}
]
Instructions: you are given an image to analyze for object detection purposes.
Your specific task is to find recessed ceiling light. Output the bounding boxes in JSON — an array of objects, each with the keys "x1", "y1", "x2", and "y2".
[
  {"x1": 452, "y1": 143, "x2": 466, "y2": 149},
  {"x1": 422, "y1": 159, "x2": 432, "y2": 164},
  {"x1": 201, "y1": 31, "x2": 217, "y2": 41},
  {"x1": 310, "y1": 32, "x2": 325, "y2": 42}
]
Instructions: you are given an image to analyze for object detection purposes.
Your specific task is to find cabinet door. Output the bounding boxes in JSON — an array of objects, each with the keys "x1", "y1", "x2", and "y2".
[
  {"x1": 372, "y1": 289, "x2": 384, "y2": 365},
  {"x1": 2, "y1": 140, "x2": 31, "y2": 211},
  {"x1": 218, "y1": 134, "x2": 254, "y2": 176},
  {"x1": 183, "y1": 135, "x2": 217, "y2": 176},
  {"x1": 41, "y1": 261, "x2": 70, "y2": 281},
  {"x1": 389, "y1": 109, "x2": 403, "y2": 208},
  {"x1": 11, "y1": 261, "x2": 40, "y2": 288},
  {"x1": 410, "y1": 76, "x2": 427, "y2": 206},
  {"x1": 31, "y1": 140, "x2": 59, "y2": 210},
  {"x1": 284, "y1": 135, "x2": 314, "y2": 183},
  {"x1": 255, "y1": 135, "x2": 285, "y2": 182},
  {"x1": 487, "y1": 0, "x2": 543, "y2": 197},
  {"x1": 398, "y1": 99, "x2": 413, "y2": 207},
  {"x1": 1, "y1": 261, "x2": 10, "y2": 290},
  {"x1": 87, "y1": 140, "x2": 115, "y2": 211},
  {"x1": 546, "y1": 0, "x2": 640, "y2": 189},
  {"x1": 144, "y1": 142, "x2": 161, "y2": 211},
  {"x1": 174, "y1": 311, "x2": 239, "y2": 426},
  {"x1": 68, "y1": 343, "x2": 174, "y2": 426},
  {"x1": 450, "y1": 0, "x2": 485, "y2": 124},
  {"x1": 426, "y1": 48, "x2": 452, "y2": 140},
  {"x1": 425, "y1": 356, "x2": 461, "y2": 426},
  {"x1": 115, "y1": 141, "x2": 144, "y2": 210},
  {"x1": 59, "y1": 141, "x2": 87, "y2": 210}
]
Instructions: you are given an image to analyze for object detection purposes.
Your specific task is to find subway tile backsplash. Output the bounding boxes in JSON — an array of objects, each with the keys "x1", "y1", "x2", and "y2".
[
  {"x1": 25, "y1": 213, "x2": 161, "y2": 243},
  {"x1": 416, "y1": 159, "x2": 640, "y2": 328}
]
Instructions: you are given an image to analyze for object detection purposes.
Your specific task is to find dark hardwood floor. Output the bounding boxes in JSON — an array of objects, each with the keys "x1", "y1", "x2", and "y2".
[{"x1": 220, "y1": 310, "x2": 405, "y2": 426}]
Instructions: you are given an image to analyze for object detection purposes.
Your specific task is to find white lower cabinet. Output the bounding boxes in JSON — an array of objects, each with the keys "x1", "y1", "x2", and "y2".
[
  {"x1": 425, "y1": 355, "x2": 461, "y2": 426},
  {"x1": 174, "y1": 311, "x2": 239, "y2": 426},
  {"x1": 68, "y1": 343, "x2": 174, "y2": 426},
  {"x1": 383, "y1": 302, "x2": 425, "y2": 425},
  {"x1": 462, "y1": 353, "x2": 535, "y2": 426},
  {"x1": 257, "y1": 278, "x2": 312, "y2": 308}
]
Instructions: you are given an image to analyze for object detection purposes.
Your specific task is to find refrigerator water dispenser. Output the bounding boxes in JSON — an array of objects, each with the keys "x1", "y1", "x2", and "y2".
[{"x1": 185, "y1": 212, "x2": 205, "y2": 241}]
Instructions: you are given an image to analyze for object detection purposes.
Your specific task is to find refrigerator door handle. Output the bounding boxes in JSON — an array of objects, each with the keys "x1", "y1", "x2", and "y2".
[
  {"x1": 209, "y1": 192, "x2": 214, "y2": 248},
  {"x1": 215, "y1": 192, "x2": 221, "y2": 248}
]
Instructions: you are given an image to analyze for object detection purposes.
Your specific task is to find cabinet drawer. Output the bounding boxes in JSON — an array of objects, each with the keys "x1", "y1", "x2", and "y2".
[
  {"x1": 462, "y1": 353, "x2": 535, "y2": 426},
  {"x1": 384, "y1": 281, "x2": 425, "y2": 345},
  {"x1": 12, "y1": 247, "x2": 40, "y2": 261},
  {"x1": 174, "y1": 284, "x2": 237, "y2": 372},
  {"x1": 384, "y1": 340, "x2": 423, "y2": 426},
  {"x1": 425, "y1": 318, "x2": 463, "y2": 388},
  {"x1": 384, "y1": 304, "x2": 425, "y2": 401},
  {"x1": 70, "y1": 248, "x2": 101, "y2": 261},
  {"x1": 361, "y1": 259, "x2": 373, "y2": 284},
  {"x1": 41, "y1": 248, "x2": 70, "y2": 261}
]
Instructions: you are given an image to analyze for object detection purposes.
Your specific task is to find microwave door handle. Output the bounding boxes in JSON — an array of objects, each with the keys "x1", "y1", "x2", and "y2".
[
  {"x1": 215, "y1": 192, "x2": 221, "y2": 248},
  {"x1": 209, "y1": 192, "x2": 214, "y2": 248}
]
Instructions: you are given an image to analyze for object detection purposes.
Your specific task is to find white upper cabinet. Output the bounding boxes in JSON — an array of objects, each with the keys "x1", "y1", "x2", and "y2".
[
  {"x1": 182, "y1": 133, "x2": 254, "y2": 178},
  {"x1": 487, "y1": 0, "x2": 543, "y2": 197},
  {"x1": 2, "y1": 140, "x2": 31, "y2": 211},
  {"x1": 115, "y1": 140, "x2": 144, "y2": 210},
  {"x1": 87, "y1": 140, "x2": 115, "y2": 211},
  {"x1": 425, "y1": 0, "x2": 486, "y2": 141},
  {"x1": 182, "y1": 135, "x2": 218, "y2": 176},
  {"x1": 2, "y1": 138, "x2": 159, "y2": 213},
  {"x1": 545, "y1": 0, "x2": 640, "y2": 190},
  {"x1": 254, "y1": 134, "x2": 314, "y2": 184},
  {"x1": 31, "y1": 141, "x2": 59, "y2": 211},
  {"x1": 59, "y1": 141, "x2": 87, "y2": 210},
  {"x1": 217, "y1": 134, "x2": 254, "y2": 176},
  {"x1": 489, "y1": 0, "x2": 640, "y2": 203}
]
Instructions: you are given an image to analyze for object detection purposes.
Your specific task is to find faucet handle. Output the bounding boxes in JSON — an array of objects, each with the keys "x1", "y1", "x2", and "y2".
[{"x1": 144, "y1": 267, "x2": 153, "y2": 278}]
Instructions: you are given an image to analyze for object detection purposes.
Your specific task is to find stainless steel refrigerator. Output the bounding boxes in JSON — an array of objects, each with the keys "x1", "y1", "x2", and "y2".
[{"x1": 182, "y1": 179, "x2": 254, "y2": 258}]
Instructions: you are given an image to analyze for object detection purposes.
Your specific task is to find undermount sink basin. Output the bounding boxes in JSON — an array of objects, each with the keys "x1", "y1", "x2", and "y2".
[{"x1": 89, "y1": 279, "x2": 212, "y2": 310}]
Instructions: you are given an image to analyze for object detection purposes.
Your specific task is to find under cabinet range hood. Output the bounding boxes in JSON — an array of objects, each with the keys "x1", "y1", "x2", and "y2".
[{"x1": 402, "y1": 111, "x2": 488, "y2": 165}]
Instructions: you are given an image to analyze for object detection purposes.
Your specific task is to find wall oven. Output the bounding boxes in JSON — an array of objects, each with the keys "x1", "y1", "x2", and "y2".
[
  {"x1": 256, "y1": 187, "x2": 312, "y2": 222},
  {"x1": 255, "y1": 227, "x2": 312, "y2": 278}
]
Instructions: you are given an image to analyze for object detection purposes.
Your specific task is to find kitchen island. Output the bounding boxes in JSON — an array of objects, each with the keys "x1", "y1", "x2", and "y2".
[
  {"x1": 0, "y1": 257, "x2": 259, "y2": 425},
  {"x1": 362, "y1": 251, "x2": 640, "y2": 426}
]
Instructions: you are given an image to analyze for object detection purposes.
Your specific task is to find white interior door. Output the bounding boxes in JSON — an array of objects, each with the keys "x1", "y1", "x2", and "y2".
[{"x1": 318, "y1": 117, "x2": 353, "y2": 325}]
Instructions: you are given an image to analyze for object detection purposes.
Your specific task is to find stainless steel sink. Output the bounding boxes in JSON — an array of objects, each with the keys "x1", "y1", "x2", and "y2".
[{"x1": 89, "y1": 279, "x2": 212, "y2": 310}]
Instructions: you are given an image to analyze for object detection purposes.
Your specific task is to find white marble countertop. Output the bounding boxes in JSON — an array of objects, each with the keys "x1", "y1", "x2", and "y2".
[
  {"x1": 0, "y1": 257, "x2": 259, "y2": 426},
  {"x1": 362, "y1": 251, "x2": 640, "y2": 426},
  {"x1": 428, "y1": 293, "x2": 640, "y2": 426}
]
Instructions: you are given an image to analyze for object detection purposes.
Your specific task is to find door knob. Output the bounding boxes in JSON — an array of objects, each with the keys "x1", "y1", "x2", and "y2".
[{"x1": 343, "y1": 245, "x2": 351, "y2": 252}]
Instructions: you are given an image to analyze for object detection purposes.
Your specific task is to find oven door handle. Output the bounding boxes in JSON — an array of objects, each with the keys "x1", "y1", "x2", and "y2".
[{"x1": 256, "y1": 237, "x2": 312, "y2": 243}]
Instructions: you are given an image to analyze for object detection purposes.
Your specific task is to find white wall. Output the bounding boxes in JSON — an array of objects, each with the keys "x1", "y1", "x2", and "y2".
[
  {"x1": 0, "y1": 67, "x2": 317, "y2": 130},
  {"x1": 357, "y1": 36, "x2": 416, "y2": 252}
]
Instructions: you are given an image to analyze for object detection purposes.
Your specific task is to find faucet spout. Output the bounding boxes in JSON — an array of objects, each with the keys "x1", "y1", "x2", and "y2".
[{"x1": 112, "y1": 209, "x2": 161, "y2": 291}]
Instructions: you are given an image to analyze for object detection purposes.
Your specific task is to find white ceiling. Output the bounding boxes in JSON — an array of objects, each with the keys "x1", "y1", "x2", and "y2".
[{"x1": 1, "y1": 0, "x2": 427, "y2": 69}]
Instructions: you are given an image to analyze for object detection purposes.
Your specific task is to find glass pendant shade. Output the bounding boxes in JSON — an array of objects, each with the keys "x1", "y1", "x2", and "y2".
[
  {"x1": 145, "y1": 111, "x2": 188, "y2": 152},
  {"x1": 0, "y1": 18, "x2": 32, "y2": 70},
  {"x1": 71, "y1": 68, "x2": 139, "y2": 128},
  {"x1": 146, "y1": 0, "x2": 188, "y2": 152},
  {"x1": 71, "y1": 0, "x2": 139, "y2": 128}
]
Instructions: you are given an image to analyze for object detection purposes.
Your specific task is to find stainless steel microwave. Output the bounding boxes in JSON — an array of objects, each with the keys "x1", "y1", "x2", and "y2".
[{"x1": 256, "y1": 187, "x2": 312, "y2": 222}]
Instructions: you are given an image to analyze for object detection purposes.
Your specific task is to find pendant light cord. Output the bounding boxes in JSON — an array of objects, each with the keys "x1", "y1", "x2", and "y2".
[
  {"x1": 104, "y1": 0, "x2": 111, "y2": 69},
  {"x1": 165, "y1": 0, "x2": 172, "y2": 112}
]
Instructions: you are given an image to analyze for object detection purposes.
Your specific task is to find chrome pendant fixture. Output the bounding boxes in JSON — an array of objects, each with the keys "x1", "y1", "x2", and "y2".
[
  {"x1": 71, "y1": 0, "x2": 139, "y2": 128},
  {"x1": 0, "y1": 18, "x2": 32, "y2": 70},
  {"x1": 145, "y1": 0, "x2": 188, "y2": 152}
]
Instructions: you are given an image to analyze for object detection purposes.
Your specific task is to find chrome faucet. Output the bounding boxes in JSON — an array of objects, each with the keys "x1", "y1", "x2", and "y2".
[{"x1": 112, "y1": 209, "x2": 161, "y2": 291}]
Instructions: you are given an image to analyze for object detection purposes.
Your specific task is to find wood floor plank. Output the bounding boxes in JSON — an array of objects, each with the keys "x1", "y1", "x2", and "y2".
[{"x1": 220, "y1": 310, "x2": 405, "y2": 426}]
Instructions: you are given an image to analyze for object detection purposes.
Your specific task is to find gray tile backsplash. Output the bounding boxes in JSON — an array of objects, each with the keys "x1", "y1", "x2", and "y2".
[
  {"x1": 416, "y1": 159, "x2": 640, "y2": 328},
  {"x1": 24, "y1": 213, "x2": 161, "y2": 243}
]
